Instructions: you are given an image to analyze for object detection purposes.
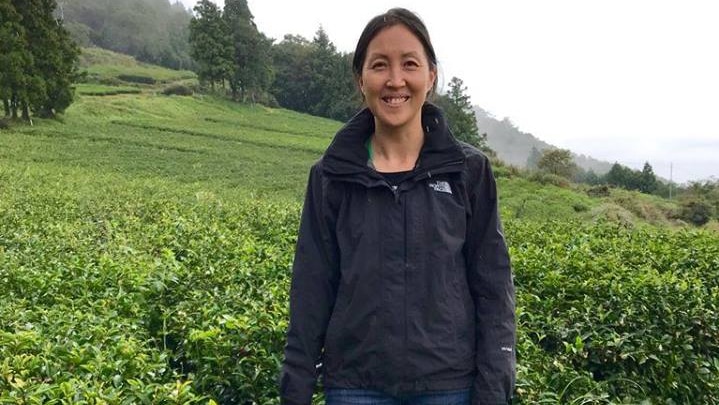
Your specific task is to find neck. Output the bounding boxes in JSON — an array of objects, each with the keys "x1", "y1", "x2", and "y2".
[{"x1": 371, "y1": 118, "x2": 424, "y2": 172}]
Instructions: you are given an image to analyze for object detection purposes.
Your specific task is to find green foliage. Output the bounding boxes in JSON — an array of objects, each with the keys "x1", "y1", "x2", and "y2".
[
  {"x1": 162, "y1": 84, "x2": 194, "y2": 96},
  {"x1": 528, "y1": 171, "x2": 571, "y2": 188},
  {"x1": 0, "y1": 0, "x2": 30, "y2": 118},
  {"x1": 118, "y1": 74, "x2": 157, "y2": 85},
  {"x1": 80, "y1": 47, "x2": 197, "y2": 85},
  {"x1": 0, "y1": 0, "x2": 80, "y2": 120},
  {"x1": 189, "y1": 0, "x2": 234, "y2": 90},
  {"x1": 2, "y1": 74, "x2": 717, "y2": 403},
  {"x1": 605, "y1": 161, "x2": 659, "y2": 195},
  {"x1": 511, "y1": 221, "x2": 719, "y2": 403},
  {"x1": 76, "y1": 83, "x2": 142, "y2": 96},
  {"x1": 586, "y1": 184, "x2": 611, "y2": 198},
  {"x1": 433, "y1": 77, "x2": 489, "y2": 151},
  {"x1": 223, "y1": 0, "x2": 273, "y2": 103},
  {"x1": 678, "y1": 198, "x2": 715, "y2": 226},
  {"x1": 680, "y1": 179, "x2": 719, "y2": 221},
  {"x1": 269, "y1": 30, "x2": 359, "y2": 122},
  {"x1": 537, "y1": 148, "x2": 577, "y2": 179},
  {"x1": 639, "y1": 162, "x2": 658, "y2": 193}
]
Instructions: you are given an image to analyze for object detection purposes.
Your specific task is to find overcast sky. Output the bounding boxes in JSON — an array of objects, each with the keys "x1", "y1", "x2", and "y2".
[{"x1": 179, "y1": 0, "x2": 718, "y2": 183}]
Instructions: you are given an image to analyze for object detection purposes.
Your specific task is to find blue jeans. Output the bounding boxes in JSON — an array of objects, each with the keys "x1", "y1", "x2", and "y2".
[{"x1": 325, "y1": 388, "x2": 471, "y2": 405}]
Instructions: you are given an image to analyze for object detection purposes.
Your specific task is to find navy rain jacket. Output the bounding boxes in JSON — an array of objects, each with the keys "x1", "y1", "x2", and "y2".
[{"x1": 280, "y1": 103, "x2": 515, "y2": 404}]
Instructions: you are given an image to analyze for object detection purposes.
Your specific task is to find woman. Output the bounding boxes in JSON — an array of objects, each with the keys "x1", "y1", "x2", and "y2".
[{"x1": 280, "y1": 8, "x2": 515, "y2": 405}]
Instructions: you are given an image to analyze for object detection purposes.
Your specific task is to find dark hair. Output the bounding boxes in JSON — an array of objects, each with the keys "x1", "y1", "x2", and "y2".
[{"x1": 352, "y1": 8, "x2": 438, "y2": 94}]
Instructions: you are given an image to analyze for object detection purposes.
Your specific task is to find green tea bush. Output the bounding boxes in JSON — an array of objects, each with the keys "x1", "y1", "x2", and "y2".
[
  {"x1": 1, "y1": 90, "x2": 718, "y2": 403},
  {"x1": 118, "y1": 74, "x2": 157, "y2": 85},
  {"x1": 509, "y1": 220, "x2": 719, "y2": 403},
  {"x1": 162, "y1": 84, "x2": 194, "y2": 96}
]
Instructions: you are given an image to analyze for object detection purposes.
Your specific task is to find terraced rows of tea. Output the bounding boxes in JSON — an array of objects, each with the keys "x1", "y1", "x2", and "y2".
[{"x1": 1, "y1": 90, "x2": 718, "y2": 403}]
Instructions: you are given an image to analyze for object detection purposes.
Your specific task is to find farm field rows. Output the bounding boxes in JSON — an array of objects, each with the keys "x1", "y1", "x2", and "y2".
[{"x1": 1, "y1": 88, "x2": 718, "y2": 403}]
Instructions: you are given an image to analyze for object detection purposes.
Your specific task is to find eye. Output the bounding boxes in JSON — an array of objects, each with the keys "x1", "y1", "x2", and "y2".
[
  {"x1": 404, "y1": 60, "x2": 420, "y2": 70},
  {"x1": 370, "y1": 61, "x2": 387, "y2": 70}
]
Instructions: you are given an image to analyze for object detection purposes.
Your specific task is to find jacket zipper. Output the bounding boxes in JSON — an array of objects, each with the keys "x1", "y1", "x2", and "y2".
[{"x1": 403, "y1": 190, "x2": 409, "y2": 385}]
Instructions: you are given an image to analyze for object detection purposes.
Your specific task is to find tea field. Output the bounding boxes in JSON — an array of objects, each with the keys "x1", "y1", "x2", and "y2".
[{"x1": 1, "y1": 62, "x2": 718, "y2": 403}]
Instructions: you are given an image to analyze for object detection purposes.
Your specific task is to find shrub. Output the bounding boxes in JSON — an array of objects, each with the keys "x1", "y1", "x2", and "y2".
[
  {"x1": 678, "y1": 198, "x2": 714, "y2": 226},
  {"x1": 586, "y1": 184, "x2": 611, "y2": 198},
  {"x1": 572, "y1": 202, "x2": 589, "y2": 213},
  {"x1": 588, "y1": 203, "x2": 635, "y2": 227},
  {"x1": 0, "y1": 118, "x2": 10, "y2": 130},
  {"x1": 528, "y1": 171, "x2": 570, "y2": 188},
  {"x1": 118, "y1": 74, "x2": 157, "y2": 84},
  {"x1": 162, "y1": 84, "x2": 193, "y2": 96}
]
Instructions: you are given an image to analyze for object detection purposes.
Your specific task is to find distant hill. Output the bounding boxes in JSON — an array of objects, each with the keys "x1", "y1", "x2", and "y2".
[
  {"x1": 475, "y1": 106, "x2": 614, "y2": 174},
  {"x1": 59, "y1": 0, "x2": 194, "y2": 70}
]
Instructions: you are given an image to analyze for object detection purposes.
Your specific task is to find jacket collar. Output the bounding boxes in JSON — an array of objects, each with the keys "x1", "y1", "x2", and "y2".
[{"x1": 322, "y1": 103, "x2": 465, "y2": 182}]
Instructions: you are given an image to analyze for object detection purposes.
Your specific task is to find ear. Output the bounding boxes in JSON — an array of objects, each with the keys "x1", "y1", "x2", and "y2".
[
  {"x1": 357, "y1": 76, "x2": 365, "y2": 95},
  {"x1": 427, "y1": 67, "x2": 437, "y2": 93}
]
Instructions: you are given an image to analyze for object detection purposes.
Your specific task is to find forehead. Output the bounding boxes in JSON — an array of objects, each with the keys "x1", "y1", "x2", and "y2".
[{"x1": 365, "y1": 24, "x2": 427, "y2": 58}]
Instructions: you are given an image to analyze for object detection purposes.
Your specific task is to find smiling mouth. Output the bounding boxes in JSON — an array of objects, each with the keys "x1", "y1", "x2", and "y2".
[{"x1": 382, "y1": 96, "x2": 410, "y2": 106}]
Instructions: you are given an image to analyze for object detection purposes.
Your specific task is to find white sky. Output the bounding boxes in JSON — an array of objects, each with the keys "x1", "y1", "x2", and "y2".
[{"x1": 180, "y1": 0, "x2": 718, "y2": 183}]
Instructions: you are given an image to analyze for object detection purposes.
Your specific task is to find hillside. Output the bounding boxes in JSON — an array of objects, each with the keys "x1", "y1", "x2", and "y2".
[
  {"x1": 2, "y1": 49, "x2": 718, "y2": 403},
  {"x1": 475, "y1": 106, "x2": 614, "y2": 174}
]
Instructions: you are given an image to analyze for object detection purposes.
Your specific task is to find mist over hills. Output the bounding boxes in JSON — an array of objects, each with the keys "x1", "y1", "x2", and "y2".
[{"x1": 474, "y1": 106, "x2": 614, "y2": 175}]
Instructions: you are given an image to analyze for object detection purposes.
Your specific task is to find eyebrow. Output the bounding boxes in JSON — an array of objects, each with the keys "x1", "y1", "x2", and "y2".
[{"x1": 366, "y1": 51, "x2": 422, "y2": 60}]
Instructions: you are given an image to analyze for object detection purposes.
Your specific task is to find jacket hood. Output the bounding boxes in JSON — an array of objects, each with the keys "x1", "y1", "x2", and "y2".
[{"x1": 322, "y1": 103, "x2": 466, "y2": 181}]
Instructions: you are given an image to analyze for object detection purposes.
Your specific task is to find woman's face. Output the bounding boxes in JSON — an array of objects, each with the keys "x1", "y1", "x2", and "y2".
[{"x1": 359, "y1": 24, "x2": 437, "y2": 132}]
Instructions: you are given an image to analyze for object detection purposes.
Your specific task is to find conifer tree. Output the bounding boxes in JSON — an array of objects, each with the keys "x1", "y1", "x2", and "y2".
[
  {"x1": 434, "y1": 76, "x2": 488, "y2": 151},
  {"x1": 2, "y1": 0, "x2": 79, "y2": 121},
  {"x1": 639, "y1": 162, "x2": 658, "y2": 194},
  {"x1": 223, "y1": 0, "x2": 272, "y2": 102},
  {"x1": 0, "y1": 0, "x2": 30, "y2": 118},
  {"x1": 189, "y1": 0, "x2": 233, "y2": 90}
]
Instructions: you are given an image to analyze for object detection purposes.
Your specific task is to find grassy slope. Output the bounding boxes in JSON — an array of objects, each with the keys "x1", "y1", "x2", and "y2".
[
  {"x1": 1, "y1": 48, "x2": 690, "y2": 227},
  {"x1": 4, "y1": 93, "x2": 339, "y2": 202}
]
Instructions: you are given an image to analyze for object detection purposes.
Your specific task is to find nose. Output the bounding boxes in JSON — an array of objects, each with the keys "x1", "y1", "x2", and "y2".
[{"x1": 386, "y1": 65, "x2": 406, "y2": 88}]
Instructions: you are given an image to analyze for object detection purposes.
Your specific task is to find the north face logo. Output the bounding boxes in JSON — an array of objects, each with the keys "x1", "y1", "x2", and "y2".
[{"x1": 429, "y1": 180, "x2": 452, "y2": 194}]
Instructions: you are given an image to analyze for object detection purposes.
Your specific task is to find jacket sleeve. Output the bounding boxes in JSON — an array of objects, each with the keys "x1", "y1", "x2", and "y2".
[
  {"x1": 280, "y1": 163, "x2": 340, "y2": 405},
  {"x1": 464, "y1": 156, "x2": 516, "y2": 404}
]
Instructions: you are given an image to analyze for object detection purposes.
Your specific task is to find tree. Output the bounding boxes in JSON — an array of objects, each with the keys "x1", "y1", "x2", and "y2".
[
  {"x1": 537, "y1": 148, "x2": 577, "y2": 179},
  {"x1": 306, "y1": 26, "x2": 358, "y2": 121},
  {"x1": 433, "y1": 77, "x2": 489, "y2": 152},
  {"x1": 0, "y1": 0, "x2": 30, "y2": 118},
  {"x1": 1, "y1": 0, "x2": 79, "y2": 121},
  {"x1": 270, "y1": 34, "x2": 314, "y2": 111},
  {"x1": 526, "y1": 146, "x2": 542, "y2": 170},
  {"x1": 269, "y1": 29, "x2": 359, "y2": 121},
  {"x1": 223, "y1": 0, "x2": 273, "y2": 102},
  {"x1": 189, "y1": 0, "x2": 233, "y2": 90},
  {"x1": 639, "y1": 162, "x2": 658, "y2": 194}
]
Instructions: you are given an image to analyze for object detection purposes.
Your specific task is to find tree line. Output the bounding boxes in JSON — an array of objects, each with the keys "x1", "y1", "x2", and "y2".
[
  {"x1": 528, "y1": 147, "x2": 665, "y2": 195},
  {"x1": 1, "y1": 0, "x2": 79, "y2": 123}
]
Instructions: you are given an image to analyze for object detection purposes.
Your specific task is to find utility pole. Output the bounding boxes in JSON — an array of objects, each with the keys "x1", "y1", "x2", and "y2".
[{"x1": 669, "y1": 162, "x2": 673, "y2": 200}]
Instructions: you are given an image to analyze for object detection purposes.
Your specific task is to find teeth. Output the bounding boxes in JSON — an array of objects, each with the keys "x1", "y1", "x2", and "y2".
[{"x1": 384, "y1": 96, "x2": 408, "y2": 105}]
